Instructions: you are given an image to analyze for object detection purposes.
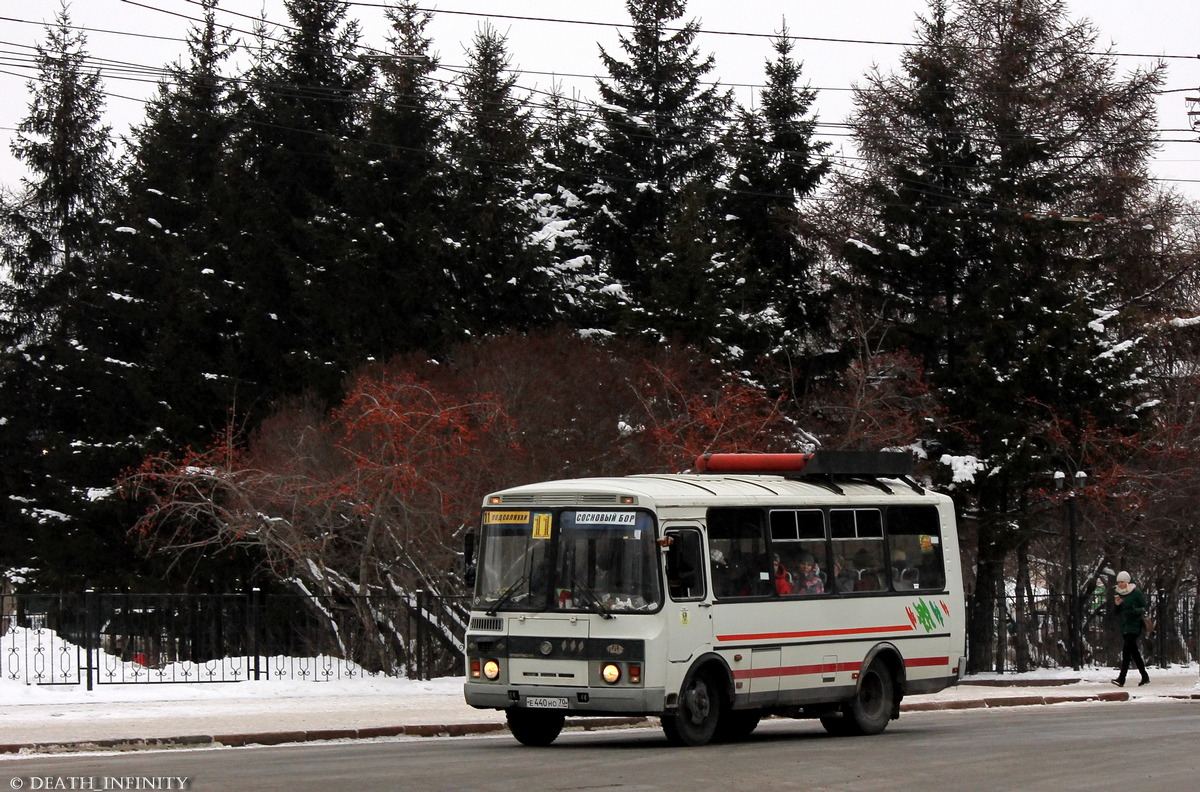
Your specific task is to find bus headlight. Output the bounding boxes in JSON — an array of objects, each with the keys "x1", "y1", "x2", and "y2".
[
  {"x1": 601, "y1": 663, "x2": 621, "y2": 684},
  {"x1": 483, "y1": 659, "x2": 501, "y2": 680}
]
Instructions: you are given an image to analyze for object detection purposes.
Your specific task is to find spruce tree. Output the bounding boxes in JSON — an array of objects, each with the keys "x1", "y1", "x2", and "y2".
[
  {"x1": 113, "y1": 0, "x2": 242, "y2": 448},
  {"x1": 221, "y1": 0, "x2": 371, "y2": 404},
  {"x1": 721, "y1": 26, "x2": 831, "y2": 367},
  {"x1": 839, "y1": 1, "x2": 985, "y2": 373},
  {"x1": 527, "y1": 88, "x2": 609, "y2": 330},
  {"x1": 442, "y1": 25, "x2": 560, "y2": 341},
  {"x1": 0, "y1": 5, "x2": 132, "y2": 586},
  {"x1": 839, "y1": 0, "x2": 1165, "y2": 671},
  {"x1": 338, "y1": 1, "x2": 452, "y2": 358},
  {"x1": 584, "y1": 0, "x2": 733, "y2": 342}
]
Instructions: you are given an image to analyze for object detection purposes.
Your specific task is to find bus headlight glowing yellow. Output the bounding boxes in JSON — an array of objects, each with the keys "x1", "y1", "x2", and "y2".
[
  {"x1": 483, "y1": 659, "x2": 501, "y2": 680},
  {"x1": 601, "y1": 663, "x2": 621, "y2": 684}
]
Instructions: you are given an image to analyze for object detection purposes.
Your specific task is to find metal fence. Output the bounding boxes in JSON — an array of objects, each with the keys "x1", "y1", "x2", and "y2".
[
  {"x1": 974, "y1": 590, "x2": 1199, "y2": 674},
  {"x1": 1, "y1": 590, "x2": 466, "y2": 688},
  {"x1": 4, "y1": 588, "x2": 1195, "y2": 687}
]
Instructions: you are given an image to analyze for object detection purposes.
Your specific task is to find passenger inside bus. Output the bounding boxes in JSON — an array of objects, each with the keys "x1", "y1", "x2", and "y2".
[
  {"x1": 795, "y1": 552, "x2": 824, "y2": 594},
  {"x1": 727, "y1": 546, "x2": 759, "y2": 596},
  {"x1": 834, "y1": 555, "x2": 858, "y2": 593},
  {"x1": 852, "y1": 547, "x2": 887, "y2": 591},
  {"x1": 772, "y1": 554, "x2": 793, "y2": 595}
]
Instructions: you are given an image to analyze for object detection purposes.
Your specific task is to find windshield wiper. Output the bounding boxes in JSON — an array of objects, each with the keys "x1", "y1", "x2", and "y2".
[
  {"x1": 486, "y1": 574, "x2": 528, "y2": 617},
  {"x1": 571, "y1": 580, "x2": 614, "y2": 619}
]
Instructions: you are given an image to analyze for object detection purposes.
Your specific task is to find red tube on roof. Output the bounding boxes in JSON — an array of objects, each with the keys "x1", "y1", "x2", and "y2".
[{"x1": 695, "y1": 453, "x2": 814, "y2": 473}]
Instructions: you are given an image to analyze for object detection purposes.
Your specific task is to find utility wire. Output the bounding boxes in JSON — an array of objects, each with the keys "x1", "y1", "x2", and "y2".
[{"x1": 2, "y1": 3, "x2": 1197, "y2": 204}]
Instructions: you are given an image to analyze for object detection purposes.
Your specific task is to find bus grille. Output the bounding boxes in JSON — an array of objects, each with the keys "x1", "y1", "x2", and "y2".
[{"x1": 470, "y1": 616, "x2": 504, "y2": 632}]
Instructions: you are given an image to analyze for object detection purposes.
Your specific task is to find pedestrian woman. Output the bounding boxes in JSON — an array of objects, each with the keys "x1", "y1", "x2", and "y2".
[{"x1": 1111, "y1": 570, "x2": 1150, "y2": 687}]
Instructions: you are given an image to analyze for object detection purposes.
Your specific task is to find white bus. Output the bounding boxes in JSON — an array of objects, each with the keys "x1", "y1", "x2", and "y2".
[{"x1": 463, "y1": 451, "x2": 966, "y2": 746}]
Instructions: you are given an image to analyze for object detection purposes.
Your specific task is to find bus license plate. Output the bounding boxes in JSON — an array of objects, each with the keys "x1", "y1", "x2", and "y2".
[{"x1": 527, "y1": 696, "x2": 568, "y2": 709}]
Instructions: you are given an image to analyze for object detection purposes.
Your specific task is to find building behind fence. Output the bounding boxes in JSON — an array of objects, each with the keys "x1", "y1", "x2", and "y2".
[{"x1": 2, "y1": 589, "x2": 1196, "y2": 687}]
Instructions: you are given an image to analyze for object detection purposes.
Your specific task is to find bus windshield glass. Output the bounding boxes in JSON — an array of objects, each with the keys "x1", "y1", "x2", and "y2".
[
  {"x1": 473, "y1": 509, "x2": 661, "y2": 614},
  {"x1": 474, "y1": 511, "x2": 553, "y2": 613},
  {"x1": 557, "y1": 510, "x2": 661, "y2": 613}
]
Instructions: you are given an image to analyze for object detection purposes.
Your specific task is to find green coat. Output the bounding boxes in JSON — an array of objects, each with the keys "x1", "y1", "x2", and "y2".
[{"x1": 1114, "y1": 585, "x2": 1147, "y2": 635}]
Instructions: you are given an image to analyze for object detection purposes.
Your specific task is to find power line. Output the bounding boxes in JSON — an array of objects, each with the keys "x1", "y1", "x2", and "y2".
[
  {"x1": 2, "y1": 11, "x2": 1196, "y2": 141},
  {"x1": 10, "y1": 5, "x2": 1198, "y2": 100},
  {"x1": 346, "y1": 2, "x2": 1200, "y2": 62},
  {"x1": 2, "y1": 3, "x2": 1198, "y2": 202}
]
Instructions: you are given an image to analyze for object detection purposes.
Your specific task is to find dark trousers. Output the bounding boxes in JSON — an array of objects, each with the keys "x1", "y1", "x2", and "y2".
[{"x1": 1118, "y1": 632, "x2": 1148, "y2": 682}]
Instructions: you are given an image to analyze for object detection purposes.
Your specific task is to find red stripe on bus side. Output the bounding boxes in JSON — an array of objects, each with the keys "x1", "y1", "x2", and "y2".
[
  {"x1": 716, "y1": 623, "x2": 915, "y2": 643},
  {"x1": 730, "y1": 656, "x2": 949, "y2": 681},
  {"x1": 732, "y1": 662, "x2": 860, "y2": 680}
]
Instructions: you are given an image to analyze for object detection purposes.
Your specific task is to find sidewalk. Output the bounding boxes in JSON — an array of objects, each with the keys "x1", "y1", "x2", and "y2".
[{"x1": 2, "y1": 667, "x2": 1197, "y2": 755}]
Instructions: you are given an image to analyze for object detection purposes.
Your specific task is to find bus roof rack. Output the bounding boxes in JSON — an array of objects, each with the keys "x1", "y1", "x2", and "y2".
[
  {"x1": 695, "y1": 451, "x2": 922, "y2": 494},
  {"x1": 802, "y1": 451, "x2": 913, "y2": 478}
]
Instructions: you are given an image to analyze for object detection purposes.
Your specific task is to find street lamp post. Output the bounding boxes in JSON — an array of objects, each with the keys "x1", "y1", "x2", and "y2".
[{"x1": 1056, "y1": 470, "x2": 1087, "y2": 671}]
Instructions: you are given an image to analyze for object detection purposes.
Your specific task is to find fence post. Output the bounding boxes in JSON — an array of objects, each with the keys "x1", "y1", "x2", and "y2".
[
  {"x1": 251, "y1": 588, "x2": 262, "y2": 681},
  {"x1": 1156, "y1": 587, "x2": 1167, "y2": 668},
  {"x1": 416, "y1": 589, "x2": 426, "y2": 681},
  {"x1": 83, "y1": 589, "x2": 95, "y2": 691}
]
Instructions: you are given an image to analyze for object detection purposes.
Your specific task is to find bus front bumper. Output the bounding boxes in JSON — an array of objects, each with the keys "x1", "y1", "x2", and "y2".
[{"x1": 464, "y1": 682, "x2": 666, "y2": 715}]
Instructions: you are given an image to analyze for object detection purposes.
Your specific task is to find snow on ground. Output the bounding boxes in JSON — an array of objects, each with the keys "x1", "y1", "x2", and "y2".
[
  {"x1": 1, "y1": 669, "x2": 466, "y2": 705},
  {"x1": 2, "y1": 625, "x2": 464, "y2": 704}
]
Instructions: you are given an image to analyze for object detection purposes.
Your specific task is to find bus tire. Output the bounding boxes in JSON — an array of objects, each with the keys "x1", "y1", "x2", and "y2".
[
  {"x1": 662, "y1": 670, "x2": 722, "y2": 746},
  {"x1": 506, "y1": 708, "x2": 566, "y2": 746},
  {"x1": 714, "y1": 710, "x2": 761, "y2": 742},
  {"x1": 840, "y1": 659, "x2": 894, "y2": 736},
  {"x1": 819, "y1": 712, "x2": 857, "y2": 737}
]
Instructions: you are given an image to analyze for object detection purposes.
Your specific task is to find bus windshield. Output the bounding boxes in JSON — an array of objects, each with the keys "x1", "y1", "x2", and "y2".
[{"x1": 473, "y1": 509, "x2": 662, "y2": 614}]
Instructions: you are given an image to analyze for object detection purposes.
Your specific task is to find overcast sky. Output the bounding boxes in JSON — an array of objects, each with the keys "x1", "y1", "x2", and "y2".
[{"x1": 1, "y1": 0, "x2": 1197, "y2": 200}]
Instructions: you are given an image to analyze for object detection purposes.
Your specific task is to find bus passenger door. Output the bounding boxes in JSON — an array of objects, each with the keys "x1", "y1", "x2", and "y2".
[{"x1": 664, "y1": 526, "x2": 711, "y2": 663}]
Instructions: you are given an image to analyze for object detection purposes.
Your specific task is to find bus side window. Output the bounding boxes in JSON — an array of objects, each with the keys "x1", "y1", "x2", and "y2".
[
  {"x1": 887, "y1": 506, "x2": 947, "y2": 591},
  {"x1": 667, "y1": 529, "x2": 706, "y2": 600},
  {"x1": 832, "y1": 509, "x2": 886, "y2": 592},
  {"x1": 770, "y1": 509, "x2": 828, "y2": 596},
  {"x1": 707, "y1": 508, "x2": 771, "y2": 598}
]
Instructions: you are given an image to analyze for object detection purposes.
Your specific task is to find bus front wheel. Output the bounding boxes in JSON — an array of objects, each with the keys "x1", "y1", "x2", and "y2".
[
  {"x1": 507, "y1": 708, "x2": 566, "y2": 746},
  {"x1": 714, "y1": 710, "x2": 761, "y2": 742},
  {"x1": 662, "y1": 671, "x2": 722, "y2": 746}
]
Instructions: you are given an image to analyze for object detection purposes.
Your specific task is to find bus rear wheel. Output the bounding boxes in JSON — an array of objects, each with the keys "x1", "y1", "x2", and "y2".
[
  {"x1": 821, "y1": 660, "x2": 894, "y2": 737},
  {"x1": 507, "y1": 708, "x2": 566, "y2": 746},
  {"x1": 662, "y1": 671, "x2": 722, "y2": 746}
]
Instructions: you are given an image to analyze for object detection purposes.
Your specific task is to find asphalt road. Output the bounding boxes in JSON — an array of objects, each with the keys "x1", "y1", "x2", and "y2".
[{"x1": 3, "y1": 699, "x2": 1196, "y2": 792}]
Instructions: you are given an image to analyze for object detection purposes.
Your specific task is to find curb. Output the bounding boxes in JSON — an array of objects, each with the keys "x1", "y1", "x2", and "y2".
[
  {"x1": 958, "y1": 678, "x2": 1081, "y2": 687},
  {"x1": 900, "y1": 690, "x2": 1129, "y2": 712},
  {"x1": 0, "y1": 717, "x2": 648, "y2": 756}
]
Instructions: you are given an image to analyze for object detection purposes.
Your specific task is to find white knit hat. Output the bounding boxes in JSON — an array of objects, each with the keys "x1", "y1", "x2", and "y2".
[{"x1": 1117, "y1": 571, "x2": 1131, "y2": 584}]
